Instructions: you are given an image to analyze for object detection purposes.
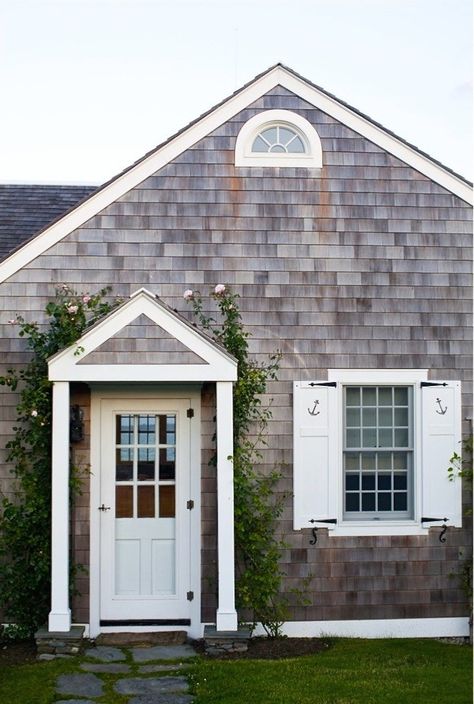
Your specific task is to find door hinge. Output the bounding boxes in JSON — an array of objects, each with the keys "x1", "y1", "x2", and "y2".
[
  {"x1": 186, "y1": 499, "x2": 194, "y2": 510},
  {"x1": 187, "y1": 408, "x2": 194, "y2": 418},
  {"x1": 187, "y1": 591, "x2": 194, "y2": 601}
]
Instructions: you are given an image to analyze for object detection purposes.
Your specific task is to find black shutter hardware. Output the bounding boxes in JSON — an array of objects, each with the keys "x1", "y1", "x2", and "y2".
[
  {"x1": 308, "y1": 381, "x2": 337, "y2": 387},
  {"x1": 420, "y1": 382, "x2": 448, "y2": 387},
  {"x1": 421, "y1": 516, "x2": 449, "y2": 543},
  {"x1": 308, "y1": 518, "x2": 337, "y2": 545}
]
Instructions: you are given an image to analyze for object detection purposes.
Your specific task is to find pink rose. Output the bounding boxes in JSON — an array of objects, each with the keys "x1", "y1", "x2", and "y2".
[
  {"x1": 82, "y1": 295, "x2": 91, "y2": 304},
  {"x1": 214, "y1": 284, "x2": 226, "y2": 295},
  {"x1": 183, "y1": 289, "x2": 194, "y2": 300},
  {"x1": 8, "y1": 319, "x2": 16, "y2": 325},
  {"x1": 67, "y1": 305, "x2": 78, "y2": 314}
]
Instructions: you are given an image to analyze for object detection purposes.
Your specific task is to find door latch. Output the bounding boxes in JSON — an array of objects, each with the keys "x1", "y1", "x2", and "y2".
[{"x1": 98, "y1": 504, "x2": 111, "y2": 511}]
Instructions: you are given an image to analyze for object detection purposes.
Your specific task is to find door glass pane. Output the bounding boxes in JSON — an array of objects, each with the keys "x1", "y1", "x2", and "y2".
[
  {"x1": 117, "y1": 414, "x2": 134, "y2": 445},
  {"x1": 159, "y1": 447, "x2": 176, "y2": 480},
  {"x1": 116, "y1": 486, "x2": 133, "y2": 518},
  {"x1": 137, "y1": 448, "x2": 155, "y2": 481},
  {"x1": 159, "y1": 485, "x2": 175, "y2": 517},
  {"x1": 159, "y1": 414, "x2": 176, "y2": 444},
  {"x1": 137, "y1": 485, "x2": 155, "y2": 518},
  {"x1": 138, "y1": 415, "x2": 155, "y2": 444},
  {"x1": 116, "y1": 448, "x2": 133, "y2": 481}
]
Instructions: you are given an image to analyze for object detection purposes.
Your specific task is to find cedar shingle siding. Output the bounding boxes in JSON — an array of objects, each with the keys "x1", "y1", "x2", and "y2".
[{"x1": 0, "y1": 86, "x2": 472, "y2": 624}]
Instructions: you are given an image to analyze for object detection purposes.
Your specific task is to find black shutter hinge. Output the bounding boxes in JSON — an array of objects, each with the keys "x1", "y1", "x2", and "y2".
[
  {"x1": 308, "y1": 518, "x2": 337, "y2": 546},
  {"x1": 187, "y1": 408, "x2": 194, "y2": 418},
  {"x1": 420, "y1": 382, "x2": 448, "y2": 387},
  {"x1": 186, "y1": 500, "x2": 194, "y2": 510},
  {"x1": 421, "y1": 517, "x2": 449, "y2": 543},
  {"x1": 187, "y1": 591, "x2": 194, "y2": 601},
  {"x1": 308, "y1": 382, "x2": 337, "y2": 387}
]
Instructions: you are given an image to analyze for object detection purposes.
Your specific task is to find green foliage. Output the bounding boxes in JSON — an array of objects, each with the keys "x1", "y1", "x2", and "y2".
[
  {"x1": 186, "y1": 285, "x2": 289, "y2": 636},
  {"x1": 0, "y1": 285, "x2": 119, "y2": 633},
  {"x1": 448, "y1": 435, "x2": 473, "y2": 610}
]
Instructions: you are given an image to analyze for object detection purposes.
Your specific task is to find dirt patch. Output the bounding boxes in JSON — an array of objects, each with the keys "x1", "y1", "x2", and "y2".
[
  {"x1": 196, "y1": 636, "x2": 331, "y2": 659},
  {"x1": 0, "y1": 639, "x2": 37, "y2": 666}
]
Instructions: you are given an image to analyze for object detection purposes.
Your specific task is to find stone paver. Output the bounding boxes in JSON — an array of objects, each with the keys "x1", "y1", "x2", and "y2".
[
  {"x1": 128, "y1": 695, "x2": 194, "y2": 704},
  {"x1": 131, "y1": 644, "x2": 196, "y2": 662},
  {"x1": 115, "y1": 675, "x2": 189, "y2": 696},
  {"x1": 84, "y1": 645, "x2": 126, "y2": 662},
  {"x1": 81, "y1": 662, "x2": 131, "y2": 673},
  {"x1": 138, "y1": 663, "x2": 191, "y2": 673},
  {"x1": 56, "y1": 673, "x2": 104, "y2": 698}
]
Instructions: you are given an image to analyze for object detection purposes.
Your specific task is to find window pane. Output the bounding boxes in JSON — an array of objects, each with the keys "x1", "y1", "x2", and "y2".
[
  {"x1": 346, "y1": 494, "x2": 359, "y2": 511},
  {"x1": 116, "y1": 448, "x2": 133, "y2": 481},
  {"x1": 160, "y1": 447, "x2": 176, "y2": 481},
  {"x1": 378, "y1": 428, "x2": 393, "y2": 447},
  {"x1": 345, "y1": 453, "x2": 360, "y2": 470},
  {"x1": 279, "y1": 127, "x2": 296, "y2": 144},
  {"x1": 116, "y1": 486, "x2": 133, "y2": 518},
  {"x1": 378, "y1": 408, "x2": 392, "y2": 426},
  {"x1": 362, "y1": 428, "x2": 377, "y2": 447},
  {"x1": 394, "y1": 493, "x2": 407, "y2": 511},
  {"x1": 362, "y1": 474, "x2": 375, "y2": 490},
  {"x1": 270, "y1": 144, "x2": 286, "y2": 153},
  {"x1": 137, "y1": 485, "x2": 155, "y2": 518},
  {"x1": 378, "y1": 473, "x2": 391, "y2": 490},
  {"x1": 346, "y1": 473, "x2": 359, "y2": 490},
  {"x1": 394, "y1": 387, "x2": 408, "y2": 405},
  {"x1": 362, "y1": 494, "x2": 376, "y2": 511},
  {"x1": 378, "y1": 493, "x2": 392, "y2": 511},
  {"x1": 378, "y1": 453, "x2": 392, "y2": 470},
  {"x1": 137, "y1": 448, "x2": 155, "y2": 481},
  {"x1": 394, "y1": 473, "x2": 407, "y2": 490},
  {"x1": 362, "y1": 388, "x2": 376, "y2": 406},
  {"x1": 159, "y1": 486, "x2": 175, "y2": 518},
  {"x1": 346, "y1": 388, "x2": 360, "y2": 406},
  {"x1": 361, "y1": 453, "x2": 376, "y2": 470},
  {"x1": 346, "y1": 407, "x2": 360, "y2": 427},
  {"x1": 252, "y1": 135, "x2": 269, "y2": 153},
  {"x1": 394, "y1": 408, "x2": 408, "y2": 426},
  {"x1": 394, "y1": 428, "x2": 409, "y2": 447},
  {"x1": 287, "y1": 136, "x2": 305, "y2": 153},
  {"x1": 378, "y1": 388, "x2": 392, "y2": 406},
  {"x1": 362, "y1": 408, "x2": 376, "y2": 426},
  {"x1": 260, "y1": 127, "x2": 277, "y2": 144},
  {"x1": 393, "y1": 452, "x2": 408, "y2": 469},
  {"x1": 346, "y1": 428, "x2": 361, "y2": 448}
]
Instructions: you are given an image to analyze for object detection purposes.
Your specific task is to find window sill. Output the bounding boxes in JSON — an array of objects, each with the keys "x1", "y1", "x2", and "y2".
[{"x1": 329, "y1": 522, "x2": 429, "y2": 537}]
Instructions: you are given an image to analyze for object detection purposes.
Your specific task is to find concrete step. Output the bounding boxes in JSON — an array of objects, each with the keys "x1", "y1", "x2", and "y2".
[{"x1": 96, "y1": 631, "x2": 187, "y2": 647}]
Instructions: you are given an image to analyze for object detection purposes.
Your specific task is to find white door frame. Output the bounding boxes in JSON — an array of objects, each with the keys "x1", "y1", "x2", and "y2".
[{"x1": 89, "y1": 385, "x2": 202, "y2": 638}]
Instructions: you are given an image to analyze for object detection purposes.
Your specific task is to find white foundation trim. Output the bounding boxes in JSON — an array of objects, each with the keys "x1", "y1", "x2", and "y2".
[
  {"x1": 253, "y1": 617, "x2": 470, "y2": 638},
  {"x1": 0, "y1": 67, "x2": 470, "y2": 284}
]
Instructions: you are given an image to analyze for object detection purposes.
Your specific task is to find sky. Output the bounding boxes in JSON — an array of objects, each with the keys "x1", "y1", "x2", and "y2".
[{"x1": 0, "y1": 0, "x2": 472, "y2": 185}]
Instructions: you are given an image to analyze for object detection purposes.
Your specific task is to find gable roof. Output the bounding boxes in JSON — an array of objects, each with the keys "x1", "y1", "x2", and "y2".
[
  {"x1": 0, "y1": 183, "x2": 96, "y2": 259},
  {"x1": 1, "y1": 64, "x2": 471, "y2": 284},
  {"x1": 48, "y1": 288, "x2": 237, "y2": 382}
]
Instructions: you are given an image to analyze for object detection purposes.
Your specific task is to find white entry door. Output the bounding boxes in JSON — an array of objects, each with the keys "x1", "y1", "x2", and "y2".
[{"x1": 99, "y1": 398, "x2": 192, "y2": 625}]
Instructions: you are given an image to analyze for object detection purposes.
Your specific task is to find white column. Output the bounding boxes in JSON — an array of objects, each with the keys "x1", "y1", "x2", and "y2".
[
  {"x1": 48, "y1": 381, "x2": 71, "y2": 632},
  {"x1": 215, "y1": 381, "x2": 238, "y2": 631}
]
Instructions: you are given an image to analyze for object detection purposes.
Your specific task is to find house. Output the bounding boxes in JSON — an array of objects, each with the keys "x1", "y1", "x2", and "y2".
[{"x1": 0, "y1": 64, "x2": 472, "y2": 644}]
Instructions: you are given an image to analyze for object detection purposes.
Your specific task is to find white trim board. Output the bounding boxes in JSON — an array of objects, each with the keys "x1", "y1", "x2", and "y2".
[
  {"x1": 0, "y1": 66, "x2": 471, "y2": 284},
  {"x1": 253, "y1": 617, "x2": 469, "y2": 639}
]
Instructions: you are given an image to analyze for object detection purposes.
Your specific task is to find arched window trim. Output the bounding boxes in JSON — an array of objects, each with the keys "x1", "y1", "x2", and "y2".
[{"x1": 235, "y1": 109, "x2": 323, "y2": 168}]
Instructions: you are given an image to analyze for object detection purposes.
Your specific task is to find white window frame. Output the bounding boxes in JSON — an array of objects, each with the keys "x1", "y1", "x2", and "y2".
[
  {"x1": 235, "y1": 109, "x2": 323, "y2": 168},
  {"x1": 329, "y1": 370, "x2": 428, "y2": 536}
]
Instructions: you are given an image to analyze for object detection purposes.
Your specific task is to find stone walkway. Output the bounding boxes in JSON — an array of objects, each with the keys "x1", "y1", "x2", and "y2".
[{"x1": 54, "y1": 643, "x2": 196, "y2": 704}]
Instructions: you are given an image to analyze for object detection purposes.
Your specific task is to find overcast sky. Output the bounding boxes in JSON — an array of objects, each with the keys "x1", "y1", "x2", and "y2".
[{"x1": 0, "y1": 0, "x2": 472, "y2": 184}]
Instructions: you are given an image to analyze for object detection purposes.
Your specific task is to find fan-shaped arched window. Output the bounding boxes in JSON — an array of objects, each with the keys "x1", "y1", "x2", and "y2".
[{"x1": 235, "y1": 110, "x2": 322, "y2": 168}]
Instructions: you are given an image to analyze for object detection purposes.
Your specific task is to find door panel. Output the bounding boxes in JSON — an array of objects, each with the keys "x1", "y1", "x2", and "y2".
[{"x1": 100, "y1": 399, "x2": 191, "y2": 622}]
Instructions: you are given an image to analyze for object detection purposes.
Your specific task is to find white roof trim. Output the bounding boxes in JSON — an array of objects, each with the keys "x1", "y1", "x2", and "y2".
[
  {"x1": 48, "y1": 289, "x2": 237, "y2": 382},
  {"x1": 1, "y1": 66, "x2": 471, "y2": 284}
]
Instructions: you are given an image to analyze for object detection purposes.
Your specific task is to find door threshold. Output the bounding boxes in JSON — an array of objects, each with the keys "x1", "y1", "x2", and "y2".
[{"x1": 100, "y1": 619, "x2": 191, "y2": 627}]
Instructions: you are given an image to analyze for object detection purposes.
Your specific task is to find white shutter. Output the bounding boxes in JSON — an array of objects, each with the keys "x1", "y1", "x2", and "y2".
[
  {"x1": 421, "y1": 381, "x2": 462, "y2": 528},
  {"x1": 293, "y1": 381, "x2": 338, "y2": 530}
]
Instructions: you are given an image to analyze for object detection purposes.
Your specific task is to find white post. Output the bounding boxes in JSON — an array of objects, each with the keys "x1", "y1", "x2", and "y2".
[
  {"x1": 215, "y1": 381, "x2": 238, "y2": 631},
  {"x1": 48, "y1": 381, "x2": 71, "y2": 632}
]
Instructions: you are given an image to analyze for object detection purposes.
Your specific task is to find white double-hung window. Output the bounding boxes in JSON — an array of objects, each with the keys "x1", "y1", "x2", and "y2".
[{"x1": 293, "y1": 370, "x2": 462, "y2": 536}]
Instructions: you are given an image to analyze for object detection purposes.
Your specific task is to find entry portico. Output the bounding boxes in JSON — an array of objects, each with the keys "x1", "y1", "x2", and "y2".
[{"x1": 47, "y1": 288, "x2": 238, "y2": 637}]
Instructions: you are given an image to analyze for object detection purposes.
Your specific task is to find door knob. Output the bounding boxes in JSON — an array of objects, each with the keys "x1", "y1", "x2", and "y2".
[{"x1": 98, "y1": 504, "x2": 111, "y2": 511}]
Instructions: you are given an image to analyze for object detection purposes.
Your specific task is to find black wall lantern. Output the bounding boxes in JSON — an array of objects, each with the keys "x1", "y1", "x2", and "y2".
[{"x1": 70, "y1": 405, "x2": 84, "y2": 443}]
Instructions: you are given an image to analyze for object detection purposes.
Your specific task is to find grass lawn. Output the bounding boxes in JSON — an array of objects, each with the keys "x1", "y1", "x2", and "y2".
[{"x1": 0, "y1": 638, "x2": 471, "y2": 704}]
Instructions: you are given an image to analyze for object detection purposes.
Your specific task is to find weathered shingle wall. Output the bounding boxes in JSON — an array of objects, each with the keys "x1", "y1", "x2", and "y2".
[{"x1": 0, "y1": 86, "x2": 471, "y2": 624}]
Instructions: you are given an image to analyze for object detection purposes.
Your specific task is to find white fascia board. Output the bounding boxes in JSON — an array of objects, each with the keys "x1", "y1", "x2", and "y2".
[
  {"x1": 48, "y1": 291, "x2": 237, "y2": 380},
  {"x1": 328, "y1": 369, "x2": 429, "y2": 383},
  {"x1": 51, "y1": 364, "x2": 236, "y2": 383},
  {"x1": 1, "y1": 67, "x2": 471, "y2": 285}
]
